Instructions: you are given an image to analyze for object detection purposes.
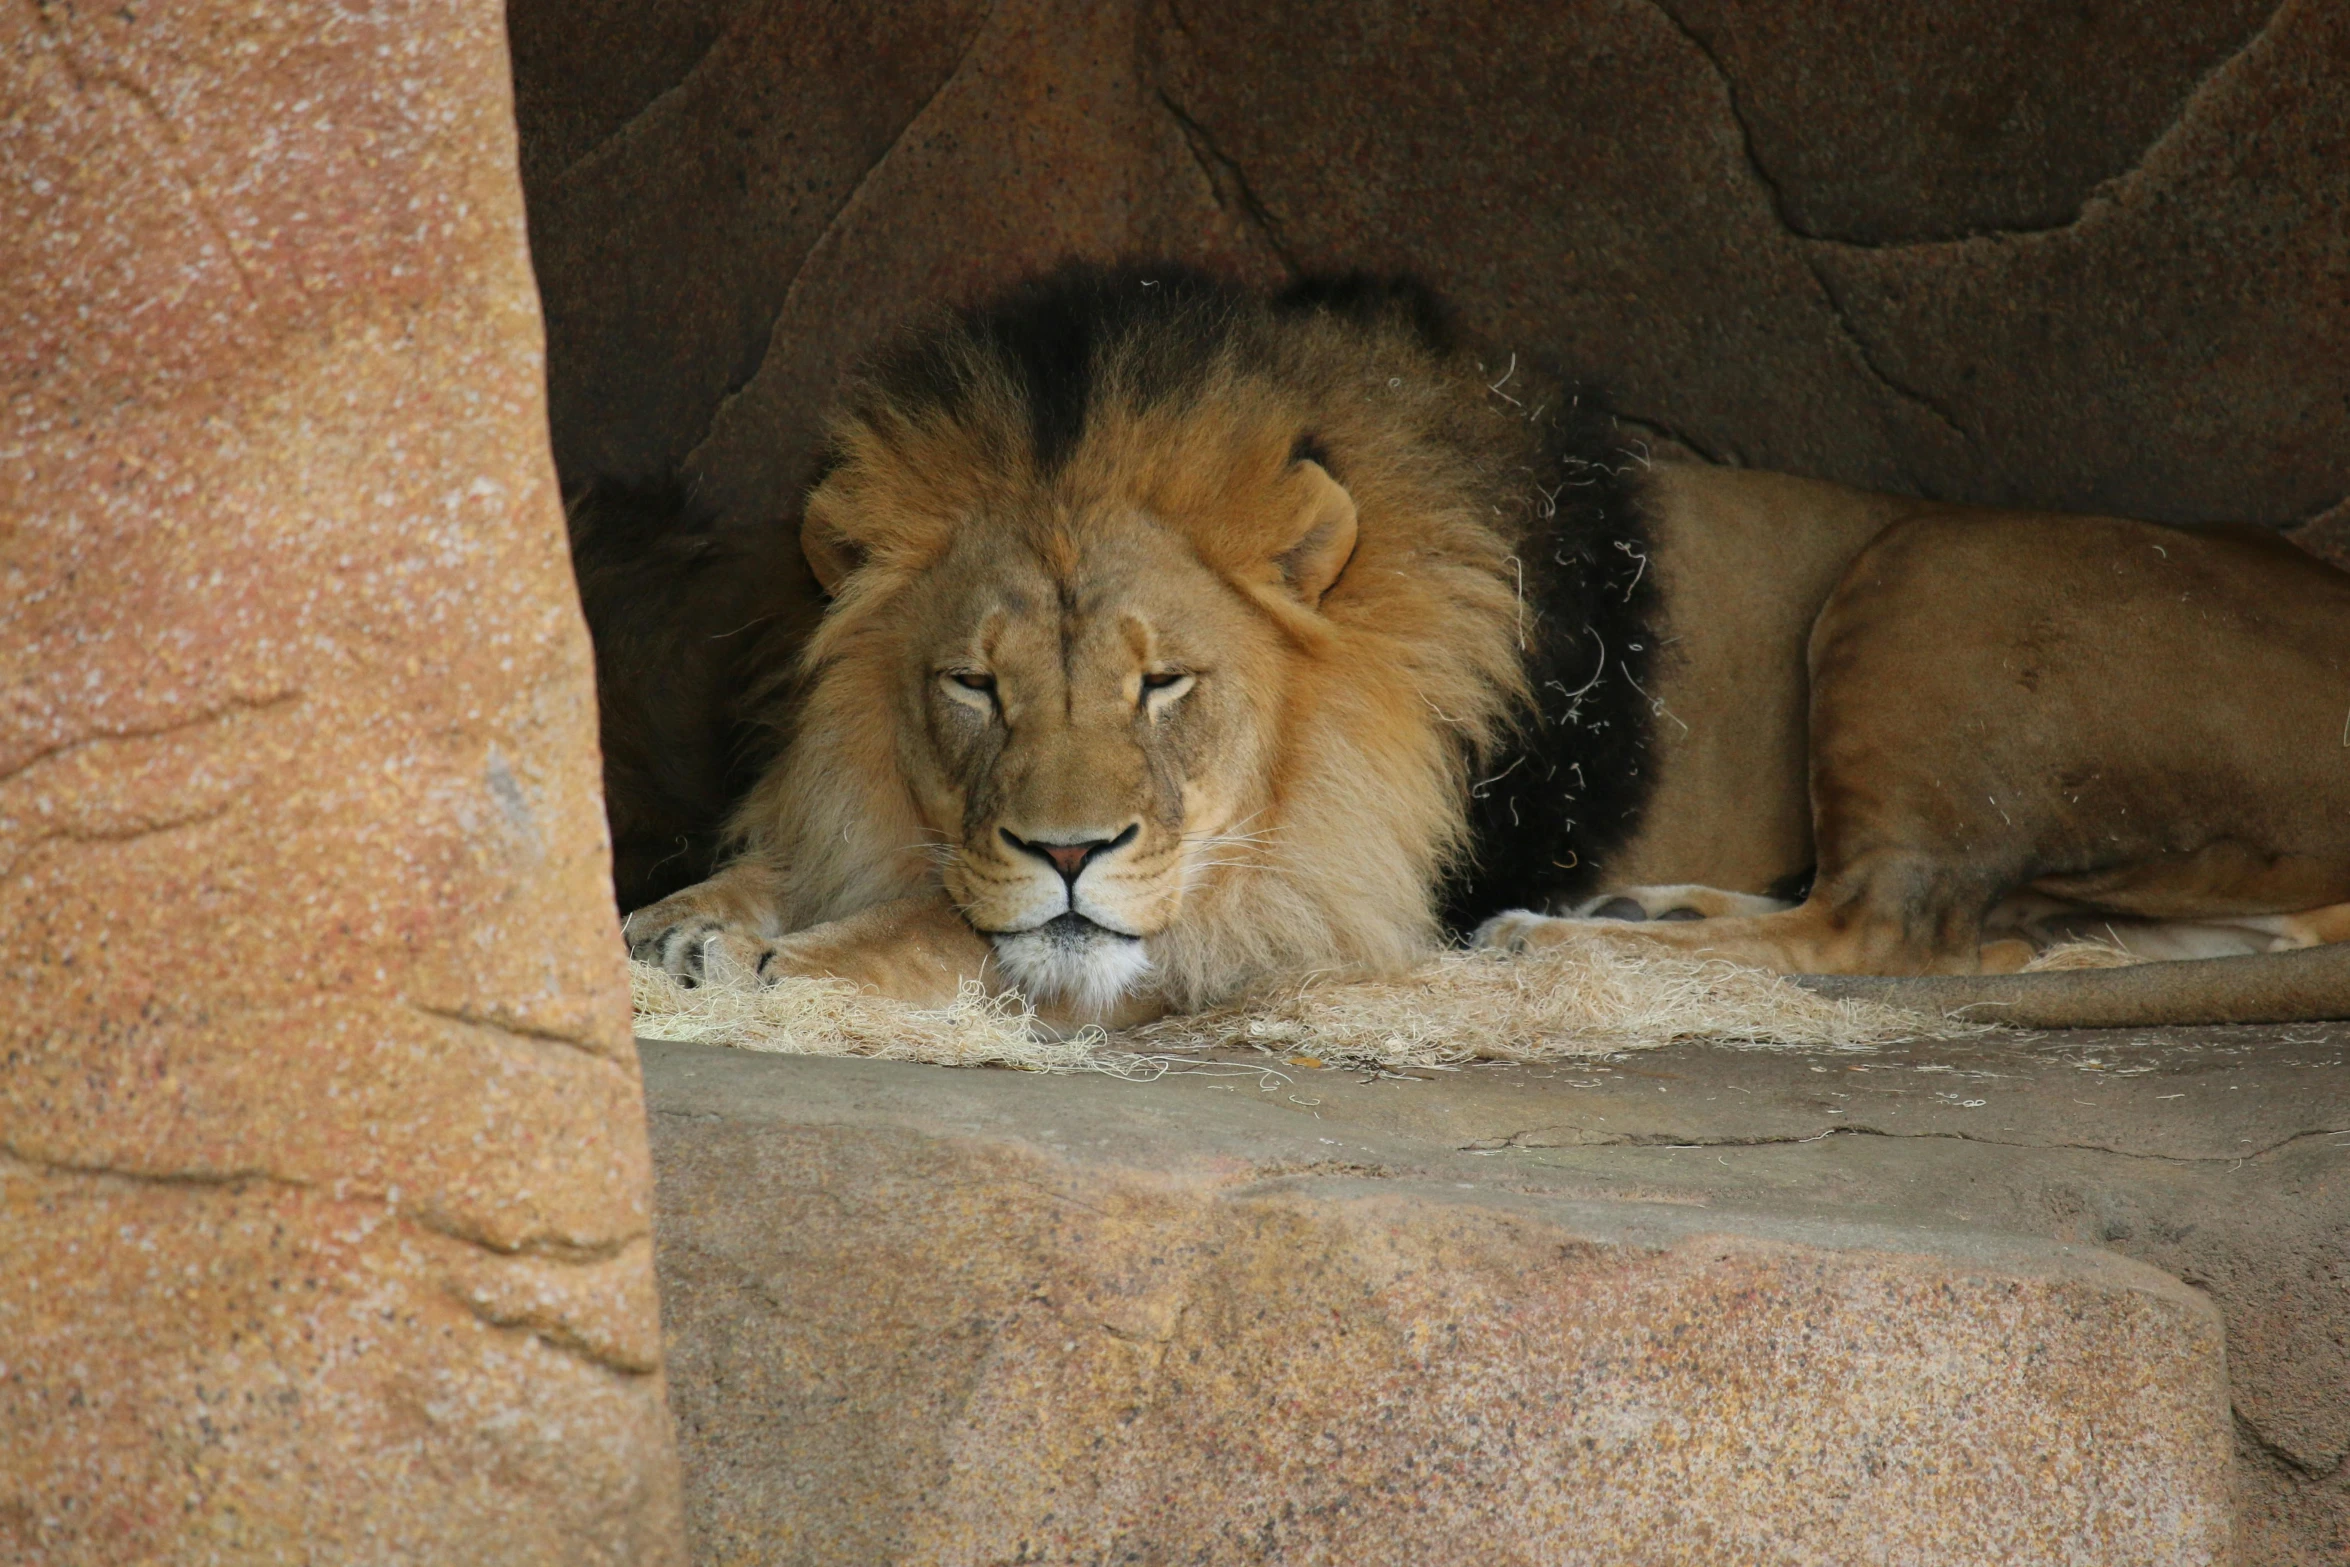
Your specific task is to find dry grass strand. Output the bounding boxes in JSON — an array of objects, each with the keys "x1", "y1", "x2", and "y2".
[{"x1": 634, "y1": 933, "x2": 1996, "y2": 1076}]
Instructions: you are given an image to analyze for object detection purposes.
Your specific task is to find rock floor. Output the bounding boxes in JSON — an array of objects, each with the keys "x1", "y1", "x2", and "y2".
[{"x1": 644, "y1": 1024, "x2": 2348, "y2": 1565}]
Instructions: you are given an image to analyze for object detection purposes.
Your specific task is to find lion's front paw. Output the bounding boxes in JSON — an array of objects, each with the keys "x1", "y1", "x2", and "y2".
[
  {"x1": 1473, "y1": 908, "x2": 1584, "y2": 953},
  {"x1": 624, "y1": 899, "x2": 777, "y2": 986}
]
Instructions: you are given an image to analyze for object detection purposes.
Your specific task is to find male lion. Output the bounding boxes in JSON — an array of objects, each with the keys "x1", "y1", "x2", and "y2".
[{"x1": 614, "y1": 265, "x2": 2350, "y2": 1028}]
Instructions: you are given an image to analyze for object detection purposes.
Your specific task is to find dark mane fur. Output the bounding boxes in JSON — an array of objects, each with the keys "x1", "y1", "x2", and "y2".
[
  {"x1": 1440, "y1": 380, "x2": 1661, "y2": 930},
  {"x1": 864, "y1": 263, "x2": 1242, "y2": 478}
]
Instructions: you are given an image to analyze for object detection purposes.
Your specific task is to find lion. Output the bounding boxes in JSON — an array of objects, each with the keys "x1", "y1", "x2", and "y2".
[{"x1": 615, "y1": 263, "x2": 2350, "y2": 1029}]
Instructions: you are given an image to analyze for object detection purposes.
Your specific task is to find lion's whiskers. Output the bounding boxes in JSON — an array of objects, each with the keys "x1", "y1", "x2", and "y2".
[
  {"x1": 1178, "y1": 810, "x2": 1289, "y2": 894},
  {"x1": 903, "y1": 829, "x2": 963, "y2": 871},
  {"x1": 1183, "y1": 824, "x2": 1278, "y2": 856}
]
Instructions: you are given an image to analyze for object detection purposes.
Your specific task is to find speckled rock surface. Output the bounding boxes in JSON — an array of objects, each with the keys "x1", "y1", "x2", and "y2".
[
  {"x1": 646, "y1": 1040, "x2": 2271, "y2": 1566},
  {"x1": 2, "y1": 2, "x2": 679, "y2": 1560},
  {"x1": 511, "y1": 0, "x2": 2349, "y2": 536}
]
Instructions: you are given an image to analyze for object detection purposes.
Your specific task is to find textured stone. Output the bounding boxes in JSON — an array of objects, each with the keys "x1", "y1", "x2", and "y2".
[
  {"x1": 511, "y1": 0, "x2": 2350, "y2": 536},
  {"x1": 647, "y1": 1042, "x2": 2261, "y2": 1565},
  {"x1": 1154, "y1": 0, "x2": 2350, "y2": 525},
  {"x1": 1807, "y1": 0, "x2": 2350, "y2": 523},
  {"x1": 1, "y1": 1, "x2": 679, "y2": 1559},
  {"x1": 1298, "y1": 1025, "x2": 2350, "y2": 1567},
  {"x1": 514, "y1": 0, "x2": 988, "y2": 490},
  {"x1": 502, "y1": 0, "x2": 1287, "y2": 521},
  {"x1": 1660, "y1": 0, "x2": 2277, "y2": 244},
  {"x1": 516, "y1": 0, "x2": 1282, "y2": 511},
  {"x1": 675, "y1": 0, "x2": 1285, "y2": 528}
]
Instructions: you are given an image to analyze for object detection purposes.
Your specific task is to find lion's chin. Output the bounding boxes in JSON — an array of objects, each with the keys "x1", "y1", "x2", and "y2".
[{"x1": 990, "y1": 913, "x2": 1155, "y2": 1016}]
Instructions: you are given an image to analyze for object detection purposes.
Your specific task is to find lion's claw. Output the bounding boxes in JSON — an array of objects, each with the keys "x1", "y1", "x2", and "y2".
[{"x1": 623, "y1": 906, "x2": 754, "y2": 986}]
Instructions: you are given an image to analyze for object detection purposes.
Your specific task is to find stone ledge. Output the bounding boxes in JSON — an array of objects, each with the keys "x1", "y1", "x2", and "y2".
[{"x1": 644, "y1": 1037, "x2": 2272, "y2": 1565}]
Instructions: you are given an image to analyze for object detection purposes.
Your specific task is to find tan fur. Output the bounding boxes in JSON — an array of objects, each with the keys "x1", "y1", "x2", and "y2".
[
  {"x1": 628, "y1": 297, "x2": 1531, "y2": 1024},
  {"x1": 1595, "y1": 464, "x2": 1919, "y2": 893},
  {"x1": 1485, "y1": 469, "x2": 2350, "y2": 1027}
]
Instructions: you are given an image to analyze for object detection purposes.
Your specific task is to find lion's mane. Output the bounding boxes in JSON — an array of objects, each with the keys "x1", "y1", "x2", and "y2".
[{"x1": 724, "y1": 265, "x2": 1654, "y2": 1008}]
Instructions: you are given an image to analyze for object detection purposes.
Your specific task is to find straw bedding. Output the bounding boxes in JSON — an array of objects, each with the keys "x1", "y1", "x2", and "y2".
[{"x1": 632, "y1": 933, "x2": 2138, "y2": 1076}]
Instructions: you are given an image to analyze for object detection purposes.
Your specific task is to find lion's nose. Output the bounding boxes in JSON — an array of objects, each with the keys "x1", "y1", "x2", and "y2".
[{"x1": 1001, "y1": 823, "x2": 1140, "y2": 884}]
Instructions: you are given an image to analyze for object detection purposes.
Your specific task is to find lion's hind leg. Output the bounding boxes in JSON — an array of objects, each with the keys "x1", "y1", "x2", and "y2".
[
  {"x1": 2010, "y1": 899, "x2": 2350, "y2": 965},
  {"x1": 1478, "y1": 851, "x2": 2006, "y2": 976},
  {"x1": 1485, "y1": 892, "x2": 2350, "y2": 979},
  {"x1": 1566, "y1": 883, "x2": 1799, "y2": 923},
  {"x1": 1478, "y1": 896, "x2": 1960, "y2": 976},
  {"x1": 2271, "y1": 901, "x2": 2350, "y2": 948}
]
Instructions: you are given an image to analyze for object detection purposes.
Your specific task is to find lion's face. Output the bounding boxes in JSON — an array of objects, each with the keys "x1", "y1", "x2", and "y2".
[
  {"x1": 894, "y1": 512, "x2": 1278, "y2": 1010},
  {"x1": 812, "y1": 439, "x2": 1360, "y2": 1015}
]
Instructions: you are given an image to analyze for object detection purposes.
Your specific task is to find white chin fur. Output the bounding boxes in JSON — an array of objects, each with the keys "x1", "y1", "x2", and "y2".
[{"x1": 991, "y1": 917, "x2": 1154, "y2": 1015}]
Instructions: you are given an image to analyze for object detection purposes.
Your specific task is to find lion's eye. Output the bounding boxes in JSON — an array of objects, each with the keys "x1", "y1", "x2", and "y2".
[
  {"x1": 1138, "y1": 669, "x2": 1195, "y2": 712},
  {"x1": 941, "y1": 669, "x2": 998, "y2": 710}
]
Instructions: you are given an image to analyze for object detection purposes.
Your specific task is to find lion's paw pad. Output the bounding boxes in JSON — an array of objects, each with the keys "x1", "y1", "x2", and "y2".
[{"x1": 1473, "y1": 909, "x2": 1581, "y2": 953}]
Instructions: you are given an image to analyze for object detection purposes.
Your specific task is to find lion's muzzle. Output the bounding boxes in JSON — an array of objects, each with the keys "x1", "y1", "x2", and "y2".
[
  {"x1": 962, "y1": 821, "x2": 1166, "y2": 1012},
  {"x1": 971, "y1": 820, "x2": 1158, "y2": 936},
  {"x1": 998, "y1": 823, "x2": 1143, "y2": 924}
]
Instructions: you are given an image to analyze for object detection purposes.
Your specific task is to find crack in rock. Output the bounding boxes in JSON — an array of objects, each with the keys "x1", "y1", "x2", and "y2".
[
  {"x1": 1794, "y1": 254, "x2": 1976, "y2": 456},
  {"x1": 1464, "y1": 1122, "x2": 2346, "y2": 1164},
  {"x1": 414, "y1": 1213, "x2": 649, "y2": 1266},
  {"x1": 1645, "y1": 0, "x2": 2295, "y2": 250},
  {"x1": 544, "y1": 23, "x2": 730, "y2": 189},
  {"x1": 1155, "y1": 87, "x2": 1299, "y2": 275},
  {"x1": 1244, "y1": 1157, "x2": 1400, "y2": 1184},
  {"x1": 683, "y1": 0, "x2": 999, "y2": 479},
  {"x1": 452, "y1": 1288, "x2": 660, "y2": 1375},
  {"x1": 1608, "y1": 408, "x2": 1734, "y2": 468},
  {"x1": 27, "y1": 6, "x2": 266, "y2": 307},
  {"x1": 2, "y1": 1149, "x2": 649, "y2": 1266},
  {"x1": 1640, "y1": 0, "x2": 1802, "y2": 240},
  {"x1": 445, "y1": 1237, "x2": 664, "y2": 1375},
  {"x1": 1634, "y1": 0, "x2": 1973, "y2": 461},
  {"x1": 0, "y1": 1145, "x2": 313, "y2": 1193},
  {"x1": 406, "y1": 1001, "x2": 624, "y2": 1061},
  {"x1": 0, "y1": 798, "x2": 234, "y2": 881},
  {"x1": 3, "y1": 1155, "x2": 660, "y2": 1376},
  {"x1": 0, "y1": 690, "x2": 301, "y2": 789}
]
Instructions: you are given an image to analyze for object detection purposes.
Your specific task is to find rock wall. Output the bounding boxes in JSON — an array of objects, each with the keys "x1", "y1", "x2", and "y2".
[
  {"x1": 2, "y1": 2, "x2": 680, "y2": 1561},
  {"x1": 512, "y1": 0, "x2": 2349, "y2": 550}
]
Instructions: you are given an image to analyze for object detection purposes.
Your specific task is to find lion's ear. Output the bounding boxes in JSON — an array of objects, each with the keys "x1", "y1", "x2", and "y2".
[
  {"x1": 799, "y1": 491, "x2": 865, "y2": 595},
  {"x1": 1273, "y1": 460, "x2": 1360, "y2": 604}
]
